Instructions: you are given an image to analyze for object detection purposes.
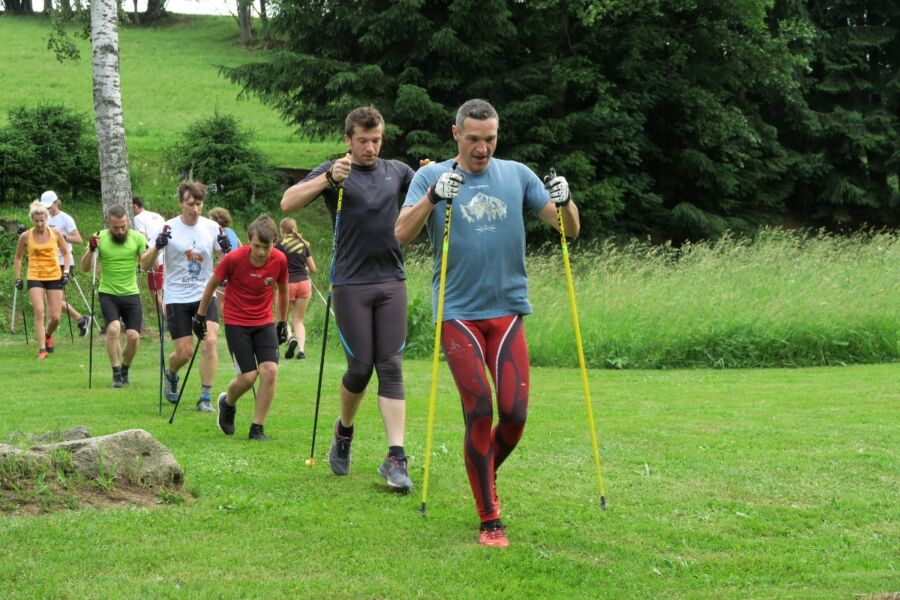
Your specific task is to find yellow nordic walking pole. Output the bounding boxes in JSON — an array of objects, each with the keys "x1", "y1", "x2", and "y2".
[
  {"x1": 419, "y1": 161, "x2": 458, "y2": 517},
  {"x1": 548, "y1": 168, "x2": 608, "y2": 510}
]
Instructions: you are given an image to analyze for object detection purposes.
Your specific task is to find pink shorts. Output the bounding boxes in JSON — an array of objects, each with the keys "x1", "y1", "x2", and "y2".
[
  {"x1": 147, "y1": 264, "x2": 164, "y2": 292},
  {"x1": 289, "y1": 280, "x2": 311, "y2": 301}
]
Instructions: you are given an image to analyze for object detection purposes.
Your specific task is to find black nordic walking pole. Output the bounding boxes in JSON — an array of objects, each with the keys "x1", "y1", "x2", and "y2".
[
  {"x1": 152, "y1": 288, "x2": 165, "y2": 416},
  {"x1": 12, "y1": 285, "x2": 29, "y2": 343},
  {"x1": 419, "y1": 162, "x2": 459, "y2": 517},
  {"x1": 309, "y1": 279, "x2": 336, "y2": 318},
  {"x1": 88, "y1": 247, "x2": 98, "y2": 389},
  {"x1": 168, "y1": 338, "x2": 202, "y2": 424},
  {"x1": 22, "y1": 301, "x2": 29, "y2": 343},
  {"x1": 70, "y1": 276, "x2": 100, "y2": 332},
  {"x1": 19, "y1": 288, "x2": 30, "y2": 344},
  {"x1": 10, "y1": 285, "x2": 17, "y2": 333},
  {"x1": 547, "y1": 168, "x2": 607, "y2": 510},
  {"x1": 307, "y1": 182, "x2": 345, "y2": 468},
  {"x1": 62, "y1": 279, "x2": 75, "y2": 344}
]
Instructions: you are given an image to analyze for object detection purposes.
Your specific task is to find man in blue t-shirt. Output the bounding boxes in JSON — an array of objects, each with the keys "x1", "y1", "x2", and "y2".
[{"x1": 396, "y1": 98, "x2": 580, "y2": 548}]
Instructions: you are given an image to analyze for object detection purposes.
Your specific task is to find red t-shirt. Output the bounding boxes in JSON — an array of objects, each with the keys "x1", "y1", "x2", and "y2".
[{"x1": 214, "y1": 246, "x2": 288, "y2": 327}]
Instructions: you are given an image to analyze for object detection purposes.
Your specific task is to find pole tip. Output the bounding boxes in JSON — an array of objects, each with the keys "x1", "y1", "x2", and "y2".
[
  {"x1": 305, "y1": 458, "x2": 315, "y2": 468},
  {"x1": 600, "y1": 496, "x2": 608, "y2": 510},
  {"x1": 416, "y1": 503, "x2": 427, "y2": 517}
]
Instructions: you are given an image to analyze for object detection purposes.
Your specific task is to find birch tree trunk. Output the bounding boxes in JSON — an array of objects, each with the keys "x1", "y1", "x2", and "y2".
[
  {"x1": 237, "y1": 0, "x2": 253, "y2": 46},
  {"x1": 91, "y1": 0, "x2": 132, "y2": 221}
]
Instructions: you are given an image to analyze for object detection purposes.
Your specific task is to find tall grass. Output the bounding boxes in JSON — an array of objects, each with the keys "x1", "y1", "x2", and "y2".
[{"x1": 405, "y1": 228, "x2": 900, "y2": 368}]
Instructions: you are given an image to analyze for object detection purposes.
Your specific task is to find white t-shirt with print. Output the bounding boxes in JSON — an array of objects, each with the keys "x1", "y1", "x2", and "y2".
[
  {"x1": 161, "y1": 216, "x2": 221, "y2": 304},
  {"x1": 49, "y1": 210, "x2": 77, "y2": 265}
]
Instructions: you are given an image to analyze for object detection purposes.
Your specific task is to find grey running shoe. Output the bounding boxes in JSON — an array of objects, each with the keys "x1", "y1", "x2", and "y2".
[
  {"x1": 327, "y1": 418, "x2": 353, "y2": 476},
  {"x1": 197, "y1": 399, "x2": 215, "y2": 413},
  {"x1": 378, "y1": 455, "x2": 413, "y2": 492},
  {"x1": 112, "y1": 373, "x2": 124, "y2": 388},
  {"x1": 77, "y1": 315, "x2": 91, "y2": 337},
  {"x1": 248, "y1": 423, "x2": 268, "y2": 441},
  {"x1": 164, "y1": 370, "x2": 179, "y2": 403},
  {"x1": 217, "y1": 393, "x2": 235, "y2": 435},
  {"x1": 285, "y1": 337, "x2": 297, "y2": 359},
  {"x1": 296, "y1": 351, "x2": 305, "y2": 360}
]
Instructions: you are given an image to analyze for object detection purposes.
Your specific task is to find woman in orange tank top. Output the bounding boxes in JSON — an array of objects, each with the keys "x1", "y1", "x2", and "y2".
[{"x1": 14, "y1": 200, "x2": 71, "y2": 359}]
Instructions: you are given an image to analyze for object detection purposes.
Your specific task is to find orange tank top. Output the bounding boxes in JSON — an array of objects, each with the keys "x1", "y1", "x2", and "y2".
[{"x1": 27, "y1": 229, "x2": 62, "y2": 281}]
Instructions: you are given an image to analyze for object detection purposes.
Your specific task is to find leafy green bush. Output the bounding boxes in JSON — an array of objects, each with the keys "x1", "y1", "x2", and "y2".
[
  {"x1": 0, "y1": 104, "x2": 100, "y2": 203},
  {"x1": 167, "y1": 112, "x2": 283, "y2": 219}
]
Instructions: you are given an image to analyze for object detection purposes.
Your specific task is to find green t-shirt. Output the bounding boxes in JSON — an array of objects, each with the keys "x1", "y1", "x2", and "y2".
[{"x1": 98, "y1": 229, "x2": 147, "y2": 296}]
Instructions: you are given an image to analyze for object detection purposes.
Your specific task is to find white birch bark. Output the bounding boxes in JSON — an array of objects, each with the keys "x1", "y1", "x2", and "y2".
[{"x1": 91, "y1": 0, "x2": 132, "y2": 221}]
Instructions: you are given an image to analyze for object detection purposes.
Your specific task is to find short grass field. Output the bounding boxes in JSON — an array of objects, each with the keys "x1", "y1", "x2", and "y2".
[
  {"x1": 0, "y1": 14, "x2": 344, "y2": 205},
  {"x1": 0, "y1": 334, "x2": 897, "y2": 598}
]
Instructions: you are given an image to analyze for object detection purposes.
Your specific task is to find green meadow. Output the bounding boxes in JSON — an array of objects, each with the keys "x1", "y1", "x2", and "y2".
[
  {"x1": 0, "y1": 13, "x2": 898, "y2": 599},
  {"x1": 0, "y1": 339, "x2": 898, "y2": 599}
]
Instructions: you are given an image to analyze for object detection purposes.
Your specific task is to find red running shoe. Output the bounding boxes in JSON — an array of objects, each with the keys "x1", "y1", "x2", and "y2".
[
  {"x1": 37, "y1": 348, "x2": 49, "y2": 360},
  {"x1": 45, "y1": 335, "x2": 55, "y2": 353},
  {"x1": 478, "y1": 525, "x2": 509, "y2": 548}
]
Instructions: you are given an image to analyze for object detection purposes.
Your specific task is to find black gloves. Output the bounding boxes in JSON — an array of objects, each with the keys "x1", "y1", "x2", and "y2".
[
  {"x1": 217, "y1": 228, "x2": 232, "y2": 254},
  {"x1": 192, "y1": 314, "x2": 207, "y2": 340},
  {"x1": 276, "y1": 321, "x2": 288, "y2": 345},
  {"x1": 155, "y1": 226, "x2": 172, "y2": 250},
  {"x1": 15, "y1": 279, "x2": 24, "y2": 291}
]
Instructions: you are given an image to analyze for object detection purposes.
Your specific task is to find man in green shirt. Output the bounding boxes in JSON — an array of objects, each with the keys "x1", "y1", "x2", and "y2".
[{"x1": 80, "y1": 205, "x2": 148, "y2": 388}]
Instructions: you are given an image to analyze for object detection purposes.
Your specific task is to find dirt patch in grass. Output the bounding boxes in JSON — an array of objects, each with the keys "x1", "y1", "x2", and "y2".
[{"x1": 1, "y1": 477, "x2": 190, "y2": 517}]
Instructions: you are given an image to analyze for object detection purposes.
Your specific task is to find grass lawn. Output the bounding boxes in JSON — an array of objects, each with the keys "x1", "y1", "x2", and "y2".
[
  {"x1": 0, "y1": 334, "x2": 896, "y2": 598},
  {"x1": 0, "y1": 14, "x2": 343, "y2": 205}
]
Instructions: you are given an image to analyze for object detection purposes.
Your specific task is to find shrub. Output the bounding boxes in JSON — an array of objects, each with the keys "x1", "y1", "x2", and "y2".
[
  {"x1": 167, "y1": 112, "x2": 283, "y2": 219},
  {"x1": 0, "y1": 104, "x2": 100, "y2": 203}
]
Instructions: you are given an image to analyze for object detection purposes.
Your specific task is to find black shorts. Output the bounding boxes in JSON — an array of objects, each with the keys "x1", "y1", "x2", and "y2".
[
  {"x1": 225, "y1": 323, "x2": 279, "y2": 374},
  {"x1": 27, "y1": 279, "x2": 64, "y2": 291},
  {"x1": 99, "y1": 293, "x2": 143, "y2": 332},
  {"x1": 166, "y1": 300, "x2": 218, "y2": 340}
]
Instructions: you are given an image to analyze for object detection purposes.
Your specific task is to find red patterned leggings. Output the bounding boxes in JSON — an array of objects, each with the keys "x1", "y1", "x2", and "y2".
[{"x1": 441, "y1": 315, "x2": 529, "y2": 522}]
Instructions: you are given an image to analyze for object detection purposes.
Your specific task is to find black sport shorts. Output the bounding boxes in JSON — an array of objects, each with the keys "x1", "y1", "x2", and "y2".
[
  {"x1": 27, "y1": 279, "x2": 64, "y2": 291},
  {"x1": 225, "y1": 323, "x2": 279, "y2": 374},
  {"x1": 166, "y1": 300, "x2": 218, "y2": 340},
  {"x1": 99, "y1": 293, "x2": 143, "y2": 332}
]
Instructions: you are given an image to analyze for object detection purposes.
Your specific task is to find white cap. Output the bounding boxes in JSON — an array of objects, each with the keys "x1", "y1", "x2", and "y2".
[{"x1": 40, "y1": 190, "x2": 59, "y2": 208}]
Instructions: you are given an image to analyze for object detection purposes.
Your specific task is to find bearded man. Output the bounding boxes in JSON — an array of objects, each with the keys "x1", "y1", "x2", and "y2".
[{"x1": 81, "y1": 205, "x2": 148, "y2": 388}]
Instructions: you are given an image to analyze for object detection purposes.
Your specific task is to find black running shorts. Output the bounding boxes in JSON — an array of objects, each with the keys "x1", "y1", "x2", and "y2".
[
  {"x1": 99, "y1": 293, "x2": 143, "y2": 332},
  {"x1": 225, "y1": 323, "x2": 279, "y2": 373},
  {"x1": 27, "y1": 279, "x2": 64, "y2": 291},
  {"x1": 166, "y1": 300, "x2": 218, "y2": 340}
]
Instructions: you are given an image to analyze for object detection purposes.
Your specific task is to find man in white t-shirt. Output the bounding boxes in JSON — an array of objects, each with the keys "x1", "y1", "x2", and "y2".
[
  {"x1": 140, "y1": 181, "x2": 233, "y2": 413},
  {"x1": 132, "y1": 195, "x2": 166, "y2": 317},
  {"x1": 41, "y1": 190, "x2": 91, "y2": 336}
]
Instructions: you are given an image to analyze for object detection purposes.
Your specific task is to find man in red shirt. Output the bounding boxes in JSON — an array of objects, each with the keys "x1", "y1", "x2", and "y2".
[{"x1": 193, "y1": 214, "x2": 289, "y2": 441}]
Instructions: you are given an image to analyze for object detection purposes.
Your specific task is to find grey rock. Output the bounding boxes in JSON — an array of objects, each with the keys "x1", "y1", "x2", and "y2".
[
  {"x1": 33, "y1": 426, "x2": 92, "y2": 444},
  {"x1": 31, "y1": 429, "x2": 183, "y2": 487}
]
